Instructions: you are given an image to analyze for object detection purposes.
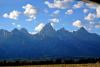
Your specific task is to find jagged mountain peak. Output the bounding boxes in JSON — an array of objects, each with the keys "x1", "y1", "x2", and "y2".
[
  {"x1": 12, "y1": 28, "x2": 19, "y2": 32},
  {"x1": 11, "y1": 28, "x2": 29, "y2": 36},
  {"x1": 20, "y1": 28, "x2": 28, "y2": 33},
  {"x1": 76, "y1": 27, "x2": 89, "y2": 34},
  {"x1": 42, "y1": 23, "x2": 54, "y2": 31},
  {"x1": 11, "y1": 28, "x2": 28, "y2": 33},
  {"x1": 57, "y1": 27, "x2": 69, "y2": 32},
  {"x1": 39, "y1": 23, "x2": 55, "y2": 34},
  {"x1": 45, "y1": 23, "x2": 52, "y2": 28},
  {"x1": 79, "y1": 27, "x2": 87, "y2": 31},
  {"x1": 0, "y1": 24, "x2": 100, "y2": 59}
]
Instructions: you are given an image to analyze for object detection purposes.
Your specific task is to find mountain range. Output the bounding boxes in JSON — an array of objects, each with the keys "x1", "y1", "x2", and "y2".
[{"x1": 0, "y1": 23, "x2": 100, "y2": 60}]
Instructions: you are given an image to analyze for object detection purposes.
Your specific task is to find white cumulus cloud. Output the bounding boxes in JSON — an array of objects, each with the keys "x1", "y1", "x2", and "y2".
[
  {"x1": 12, "y1": 23, "x2": 16, "y2": 25},
  {"x1": 45, "y1": 0, "x2": 73, "y2": 9},
  {"x1": 3, "y1": 10, "x2": 20, "y2": 20},
  {"x1": 17, "y1": 24, "x2": 21, "y2": 28},
  {"x1": 96, "y1": 6, "x2": 100, "y2": 18},
  {"x1": 65, "y1": 9, "x2": 73, "y2": 15},
  {"x1": 29, "y1": 31, "x2": 38, "y2": 35},
  {"x1": 51, "y1": 10, "x2": 60, "y2": 17},
  {"x1": 73, "y1": 20, "x2": 82, "y2": 28},
  {"x1": 86, "y1": 2, "x2": 97, "y2": 9},
  {"x1": 83, "y1": 9, "x2": 88, "y2": 13},
  {"x1": 73, "y1": 1, "x2": 83, "y2": 9},
  {"x1": 49, "y1": 18, "x2": 59, "y2": 23},
  {"x1": 85, "y1": 13, "x2": 95, "y2": 21},
  {"x1": 34, "y1": 23, "x2": 45, "y2": 32},
  {"x1": 49, "y1": 18, "x2": 59, "y2": 26},
  {"x1": 95, "y1": 23, "x2": 100, "y2": 28},
  {"x1": 53, "y1": 10, "x2": 60, "y2": 15},
  {"x1": 23, "y1": 4, "x2": 37, "y2": 21}
]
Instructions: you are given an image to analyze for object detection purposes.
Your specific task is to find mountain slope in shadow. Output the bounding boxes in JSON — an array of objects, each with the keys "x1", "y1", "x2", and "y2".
[{"x1": 0, "y1": 23, "x2": 100, "y2": 60}]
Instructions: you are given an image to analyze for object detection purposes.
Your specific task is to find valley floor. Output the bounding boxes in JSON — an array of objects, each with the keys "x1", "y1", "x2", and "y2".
[{"x1": 2, "y1": 63, "x2": 100, "y2": 67}]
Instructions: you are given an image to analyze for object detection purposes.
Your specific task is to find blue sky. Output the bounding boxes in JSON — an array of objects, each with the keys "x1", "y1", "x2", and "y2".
[{"x1": 0, "y1": 0, "x2": 100, "y2": 34}]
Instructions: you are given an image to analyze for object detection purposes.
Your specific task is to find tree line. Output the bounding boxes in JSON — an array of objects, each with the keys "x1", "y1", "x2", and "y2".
[{"x1": 0, "y1": 57, "x2": 100, "y2": 66}]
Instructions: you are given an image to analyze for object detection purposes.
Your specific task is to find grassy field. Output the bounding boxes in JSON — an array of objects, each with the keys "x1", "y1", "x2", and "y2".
[{"x1": 2, "y1": 63, "x2": 100, "y2": 67}]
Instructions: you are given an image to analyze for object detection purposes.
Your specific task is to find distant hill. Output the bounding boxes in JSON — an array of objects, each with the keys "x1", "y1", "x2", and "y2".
[{"x1": 0, "y1": 23, "x2": 100, "y2": 60}]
